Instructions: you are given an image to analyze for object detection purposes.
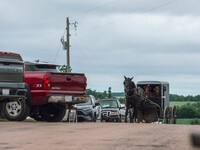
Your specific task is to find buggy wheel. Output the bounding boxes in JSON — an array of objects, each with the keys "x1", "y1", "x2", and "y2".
[
  {"x1": 164, "y1": 106, "x2": 170, "y2": 124},
  {"x1": 172, "y1": 105, "x2": 177, "y2": 124}
]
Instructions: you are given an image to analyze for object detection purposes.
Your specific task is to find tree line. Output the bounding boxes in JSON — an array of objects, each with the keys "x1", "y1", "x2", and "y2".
[
  {"x1": 86, "y1": 88, "x2": 200, "y2": 102},
  {"x1": 86, "y1": 88, "x2": 112, "y2": 100},
  {"x1": 170, "y1": 94, "x2": 200, "y2": 101}
]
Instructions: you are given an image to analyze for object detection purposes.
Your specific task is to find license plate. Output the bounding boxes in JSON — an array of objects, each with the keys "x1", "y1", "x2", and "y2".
[
  {"x1": 65, "y1": 96, "x2": 72, "y2": 102},
  {"x1": 2, "y1": 89, "x2": 10, "y2": 95}
]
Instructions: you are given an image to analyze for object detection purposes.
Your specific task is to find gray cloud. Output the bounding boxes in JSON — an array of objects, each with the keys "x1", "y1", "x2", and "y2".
[{"x1": 0, "y1": 0, "x2": 200, "y2": 95}]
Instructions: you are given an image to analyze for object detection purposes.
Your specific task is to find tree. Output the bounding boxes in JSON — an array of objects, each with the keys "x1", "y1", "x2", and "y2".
[
  {"x1": 102, "y1": 91, "x2": 107, "y2": 99},
  {"x1": 119, "y1": 98, "x2": 126, "y2": 104},
  {"x1": 58, "y1": 65, "x2": 72, "y2": 72},
  {"x1": 108, "y1": 87, "x2": 112, "y2": 98}
]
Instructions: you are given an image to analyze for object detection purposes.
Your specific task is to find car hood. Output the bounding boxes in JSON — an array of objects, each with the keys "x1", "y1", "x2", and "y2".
[
  {"x1": 101, "y1": 108, "x2": 119, "y2": 111},
  {"x1": 77, "y1": 105, "x2": 93, "y2": 111}
]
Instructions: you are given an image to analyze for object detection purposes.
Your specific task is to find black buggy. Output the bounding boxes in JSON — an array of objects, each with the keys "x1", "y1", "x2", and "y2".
[{"x1": 137, "y1": 81, "x2": 176, "y2": 124}]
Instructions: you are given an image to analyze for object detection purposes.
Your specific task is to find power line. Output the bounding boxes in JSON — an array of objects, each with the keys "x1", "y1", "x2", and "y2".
[
  {"x1": 53, "y1": 30, "x2": 65, "y2": 64},
  {"x1": 69, "y1": 0, "x2": 121, "y2": 18},
  {"x1": 71, "y1": 37, "x2": 111, "y2": 84},
  {"x1": 80, "y1": 0, "x2": 180, "y2": 33}
]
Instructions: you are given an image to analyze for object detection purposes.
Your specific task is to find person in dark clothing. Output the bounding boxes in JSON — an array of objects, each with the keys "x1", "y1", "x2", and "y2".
[{"x1": 144, "y1": 85, "x2": 152, "y2": 99}]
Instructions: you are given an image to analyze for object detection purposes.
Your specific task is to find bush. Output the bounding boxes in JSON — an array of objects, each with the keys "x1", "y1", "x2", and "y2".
[
  {"x1": 177, "y1": 103, "x2": 200, "y2": 118},
  {"x1": 190, "y1": 119, "x2": 199, "y2": 125}
]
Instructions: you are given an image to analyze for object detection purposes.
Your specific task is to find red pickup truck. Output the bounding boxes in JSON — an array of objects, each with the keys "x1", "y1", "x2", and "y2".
[{"x1": 24, "y1": 61, "x2": 87, "y2": 122}]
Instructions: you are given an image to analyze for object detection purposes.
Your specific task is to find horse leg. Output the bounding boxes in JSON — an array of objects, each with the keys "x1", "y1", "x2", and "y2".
[
  {"x1": 125, "y1": 103, "x2": 129, "y2": 123},
  {"x1": 141, "y1": 101, "x2": 145, "y2": 123},
  {"x1": 133, "y1": 105, "x2": 137, "y2": 123}
]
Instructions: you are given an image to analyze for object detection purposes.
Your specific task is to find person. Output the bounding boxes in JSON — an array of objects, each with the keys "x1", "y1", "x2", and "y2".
[
  {"x1": 144, "y1": 85, "x2": 152, "y2": 99},
  {"x1": 152, "y1": 86, "x2": 160, "y2": 104},
  {"x1": 153, "y1": 86, "x2": 160, "y2": 98}
]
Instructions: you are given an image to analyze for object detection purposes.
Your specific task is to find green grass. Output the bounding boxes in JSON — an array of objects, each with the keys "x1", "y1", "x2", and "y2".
[
  {"x1": 176, "y1": 118, "x2": 200, "y2": 125},
  {"x1": 170, "y1": 101, "x2": 199, "y2": 107},
  {"x1": 0, "y1": 118, "x2": 35, "y2": 122}
]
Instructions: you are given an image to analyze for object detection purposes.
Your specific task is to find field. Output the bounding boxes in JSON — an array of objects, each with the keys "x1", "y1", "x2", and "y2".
[
  {"x1": 170, "y1": 101, "x2": 199, "y2": 107},
  {"x1": 176, "y1": 118, "x2": 200, "y2": 125}
]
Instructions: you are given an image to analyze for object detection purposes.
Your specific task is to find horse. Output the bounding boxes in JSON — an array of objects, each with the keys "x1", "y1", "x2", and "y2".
[{"x1": 123, "y1": 76, "x2": 146, "y2": 123}]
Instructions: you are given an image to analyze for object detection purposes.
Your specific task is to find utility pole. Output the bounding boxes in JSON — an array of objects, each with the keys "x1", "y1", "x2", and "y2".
[
  {"x1": 66, "y1": 17, "x2": 70, "y2": 73},
  {"x1": 61, "y1": 17, "x2": 77, "y2": 73}
]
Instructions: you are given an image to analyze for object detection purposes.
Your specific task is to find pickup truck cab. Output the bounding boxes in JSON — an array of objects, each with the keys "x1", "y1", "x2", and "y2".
[
  {"x1": 0, "y1": 51, "x2": 30, "y2": 121},
  {"x1": 24, "y1": 61, "x2": 87, "y2": 122}
]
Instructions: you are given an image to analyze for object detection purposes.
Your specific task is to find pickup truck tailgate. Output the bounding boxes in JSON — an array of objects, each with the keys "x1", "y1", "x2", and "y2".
[
  {"x1": 0, "y1": 59, "x2": 24, "y2": 83},
  {"x1": 50, "y1": 73, "x2": 86, "y2": 91}
]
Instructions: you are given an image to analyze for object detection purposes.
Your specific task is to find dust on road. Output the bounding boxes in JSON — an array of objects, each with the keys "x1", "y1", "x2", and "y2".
[{"x1": 0, "y1": 122, "x2": 199, "y2": 150}]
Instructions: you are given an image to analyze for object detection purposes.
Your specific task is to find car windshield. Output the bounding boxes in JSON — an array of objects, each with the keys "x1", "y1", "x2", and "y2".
[
  {"x1": 99, "y1": 100, "x2": 118, "y2": 108},
  {"x1": 77, "y1": 98, "x2": 92, "y2": 106}
]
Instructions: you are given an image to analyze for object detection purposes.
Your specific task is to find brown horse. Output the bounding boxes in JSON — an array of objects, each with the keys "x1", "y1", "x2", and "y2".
[{"x1": 123, "y1": 76, "x2": 146, "y2": 123}]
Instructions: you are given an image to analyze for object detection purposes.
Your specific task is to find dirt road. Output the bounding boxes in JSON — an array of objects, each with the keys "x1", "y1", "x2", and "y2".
[{"x1": 0, "y1": 122, "x2": 199, "y2": 150}]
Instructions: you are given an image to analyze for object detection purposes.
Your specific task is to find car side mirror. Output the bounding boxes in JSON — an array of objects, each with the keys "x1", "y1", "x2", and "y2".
[
  {"x1": 95, "y1": 102, "x2": 100, "y2": 106},
  {"x1": 119, "y1": 106, "x2": 125, "y2": 109}
]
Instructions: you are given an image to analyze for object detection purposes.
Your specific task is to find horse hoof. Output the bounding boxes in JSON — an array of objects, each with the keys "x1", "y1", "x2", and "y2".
[{"x1": 142, "y1": 120, "x2": 145, "y2": 123}]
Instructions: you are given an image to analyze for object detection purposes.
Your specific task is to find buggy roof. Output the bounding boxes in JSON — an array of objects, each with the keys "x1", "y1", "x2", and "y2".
[{"x1": 137, "y1": 81, "x2": 169, "y2": 85}]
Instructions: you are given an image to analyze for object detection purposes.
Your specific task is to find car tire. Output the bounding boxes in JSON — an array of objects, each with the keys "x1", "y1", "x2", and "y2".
[
  {"x1": 40, "y1": 104, "x2": 66, "y2": 122},
  {"x1": 118, "y1": 115, "x2": 122, "y2": 122},
  {"x1": 92, "y1": 113, "x2": 96, "y2": 122},
  {"x1": 2, "y1": 99, "x2": 29, "y2": 121}
]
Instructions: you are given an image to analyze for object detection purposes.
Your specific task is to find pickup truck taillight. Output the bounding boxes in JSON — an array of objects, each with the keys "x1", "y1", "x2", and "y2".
[
  {"x1": 84, "y1": 76, "x2": 87, "y2": 90},
  {"x1": 43, "y1": 74, "x2": 51, "y2": 89}
]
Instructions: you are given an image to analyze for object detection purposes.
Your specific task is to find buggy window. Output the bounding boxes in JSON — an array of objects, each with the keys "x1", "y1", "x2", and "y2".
[{"x1": 141, "y1": 85, "x2": 161, "y2": 99}]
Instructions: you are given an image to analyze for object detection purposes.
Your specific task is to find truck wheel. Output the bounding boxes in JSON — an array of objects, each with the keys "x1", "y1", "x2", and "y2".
[
  {"x1": 17, "y1": 101, "x2": 31, "y2": 121},
  {"x1": 0, "y1": 103, "x2": 5, "y2": 119},
  {"x1": 118, "y1": 115, "x2": 122, "y2": 122},
  {"x1": 2, "y1": 99, "x2": 28, "y2": 121},
  {"x1": 41, "y1": 104, "x2": 66, "y2": 122},
  {"x1": 16, "y1": 87, "x2": 31, "y2": 121},
  {"x1": 92, "y1": 113, "x2": 97, "y2": 122},
  {"x1": 30, "y1": 114, "x2": 44, "y2": 121}
]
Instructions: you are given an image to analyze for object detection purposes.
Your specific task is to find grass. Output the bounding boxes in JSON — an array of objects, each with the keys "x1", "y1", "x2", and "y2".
[
  {"x1": 176, "y1": 118, "x2": 200, "y2": 125},
  {"x1": 170, "y1": 101, "x2": 199, "y2": 107},
  {"x1": 0, "y1": 118, "x2": 35, "y2": 122}
]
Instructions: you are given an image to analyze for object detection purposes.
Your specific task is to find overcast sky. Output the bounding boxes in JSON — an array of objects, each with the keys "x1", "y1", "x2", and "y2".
[{"x1": 0, "y1": 0, "x2": 200, "y2": 96}]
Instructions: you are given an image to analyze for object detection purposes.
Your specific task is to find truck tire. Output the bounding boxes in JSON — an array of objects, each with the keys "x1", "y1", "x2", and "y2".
[
  {"x1": 118, "y1": 115, "x2": 122, "y2": 122},
  {"x1": 17, "y1": 86, "x2": 31, "y2": 121},
  {"x1": 17, "y1": 101, "x2": 31, "y2": 121},
  {"x1": 0, "y1": 102, "x2": 6, "y2": 119},
  {"x1": 40, "y1": 104, "x2": 66, "y2": 122},
  {"x1": 30, "y1": 114, "x2": 44, "y2": 121},
  {"x1": 92, "y1": 113, "x2": 96, "y2": 122},
  {"x1": 2, "y1": 99, "x2": 29, "y2": 121}
]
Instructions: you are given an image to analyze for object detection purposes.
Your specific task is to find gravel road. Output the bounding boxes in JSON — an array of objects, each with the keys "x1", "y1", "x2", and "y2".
[{"x1": 0, "y1": 122, "x2": 199, "y2": 150}]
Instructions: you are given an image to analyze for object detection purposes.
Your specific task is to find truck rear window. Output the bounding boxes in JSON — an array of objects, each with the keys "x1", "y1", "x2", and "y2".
[
  {"x1": 25, "y1": 64, "x2": 59, "y2": 72},
  {"x1": 0, "y1": 55, "x2": 22, "y2": 61}
]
